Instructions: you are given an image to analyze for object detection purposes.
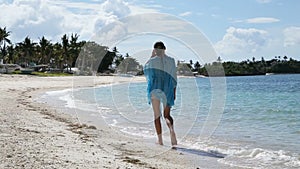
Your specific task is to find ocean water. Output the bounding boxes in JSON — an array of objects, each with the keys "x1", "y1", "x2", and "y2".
[{"x1": 41, "y1": 74, "x2": 300, "y2": 168}]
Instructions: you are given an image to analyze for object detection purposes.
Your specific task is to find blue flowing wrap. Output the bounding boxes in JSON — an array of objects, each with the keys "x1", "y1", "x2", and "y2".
[{"x1": 144, "y1": 55, "x2": 177, "y2": 107}]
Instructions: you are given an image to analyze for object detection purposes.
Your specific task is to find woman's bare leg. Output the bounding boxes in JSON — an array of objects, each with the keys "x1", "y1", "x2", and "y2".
[
  {"x1": 164, "y1": 106, "x2": 177, "y2": 146},
  {"x1": 152, "y1": 98, "x2": 163, "y2": 145}
]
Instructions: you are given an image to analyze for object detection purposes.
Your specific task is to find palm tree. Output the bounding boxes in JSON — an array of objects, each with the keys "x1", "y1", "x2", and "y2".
[
  {"x1": 0, "y1": 27, "x2": 12, "y2": 62},
  {"x1": 69, "y1": 33, "x2": 81, "y2": 67},
  {"x1": 113, "y1": 46, "x2": 124, "y2": 67},
  {"x1": 194, "y1": 61, "x2": 201, "y2": 72},
  {"x1": 0, "y1": 44, "x2": 8, "y2": 62},
  {"x1": 37, "y1": 36, "x2": 51, "y2": 64},
  {"x1": 52, "y1": 42, "x2": 63, "y2": 69},
  {"x1": 17, "y1": 36, "x2": 37, "y2": 67},
  {"x1": 189, "y1": 60, "x2": 193, "y2": 70},
  {"x1": 61, "y1": 34, "x2": 69, "y2": 69},
  {"x1": 261, "y1": 57, "x2": 265, "y2": 63},
  {"x1": 6, "y1": 45, "x2": 15, "y2": 64},
  {"x1": 0, "y1": 27, "x2": 11, "y2": 46}
]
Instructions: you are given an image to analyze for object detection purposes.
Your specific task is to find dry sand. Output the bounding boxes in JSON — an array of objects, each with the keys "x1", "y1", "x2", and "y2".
[{"x1": 0, "y1": 74, "x2": 226, "y2": 169}]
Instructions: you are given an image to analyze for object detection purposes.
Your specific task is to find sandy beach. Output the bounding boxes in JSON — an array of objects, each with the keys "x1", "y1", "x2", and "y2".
[{"x1": 0, "y1": 74, "x2": 227, "y2": 169}]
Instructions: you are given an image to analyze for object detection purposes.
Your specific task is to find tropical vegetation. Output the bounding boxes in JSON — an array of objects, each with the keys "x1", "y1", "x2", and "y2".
[
  {"x1": 0, "y1": 27, "x2": 141, "y2": 75},
  {"x1": 1, "y1": 27, "x2": 299, "y2": 76},
  {"x1": 184, "y1": 56, "x2": 300, "y2": 76}
]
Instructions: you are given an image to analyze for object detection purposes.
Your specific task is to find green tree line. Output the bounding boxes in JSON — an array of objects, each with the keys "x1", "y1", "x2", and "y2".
[
  {"x1": 1, "y1": 27, "x2": 299, "y2": 76},
  {"x1": 185, "y1": 56, "x2": 300, "y2": 76},
  {"x1": 0, "y1": 27, "x2": 141, "y2": 74}
]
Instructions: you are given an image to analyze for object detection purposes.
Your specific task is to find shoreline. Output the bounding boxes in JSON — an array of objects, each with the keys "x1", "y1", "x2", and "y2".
[{"x1": 0, "y1": 74, "x2": 228, "y2": 169}]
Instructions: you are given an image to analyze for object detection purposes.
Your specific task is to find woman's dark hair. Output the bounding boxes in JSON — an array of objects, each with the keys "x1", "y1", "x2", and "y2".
[{"x1": 153, "y1": 41, "x2": 166, "y2": 50}]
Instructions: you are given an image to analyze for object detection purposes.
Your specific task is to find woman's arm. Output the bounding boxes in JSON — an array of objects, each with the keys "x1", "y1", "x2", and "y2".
[{"x1": 151, "y1": 49, "x2": 156, "y2": 57}]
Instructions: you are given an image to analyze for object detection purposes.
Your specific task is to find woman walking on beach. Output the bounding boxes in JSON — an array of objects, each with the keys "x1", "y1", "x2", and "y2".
[{"x1": 144, "y1": 41, "x2": 177, "y2": 146}]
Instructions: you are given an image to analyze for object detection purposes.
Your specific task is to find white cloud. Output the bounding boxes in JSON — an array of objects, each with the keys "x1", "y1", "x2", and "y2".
[
  {"x1": 179, "y1": 11, "x2": 192, "y2": 17},
  {"x1": 283, "y1": 26, "x2": 300, "y2": 47},
  {"x1": 215, "y1": 27, "x2": 269, "y2": 59},
  {"x1": 0, "y1": 0, "x2": 157, "y2": 43},
  {"x1": 0, "y1": 0, "x2": 67, "y2": 42},
  {"x1": 246, "y1": 17, "x2": 280, "y2": 24},
  {"x1": 233, "y1": 17, "x2": 280, "y2": 24},
  {"x1": 101, "y1": 0, "x2": 130, "y2": 18},
  {"x1": 256, "y1": 0, "x2": 272, "y2": 4},
  {"x1": 211, "y1": 14, "x2": 220, "y2": 18},
  {"x1": 96, "y1": 22, "x2": 128, "y2": 49}
]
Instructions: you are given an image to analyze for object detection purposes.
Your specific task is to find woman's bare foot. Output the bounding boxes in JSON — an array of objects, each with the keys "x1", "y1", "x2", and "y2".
[
  {"x1": 164, "y1": 117, "x2": 177, "y2": 146},
  {"x1": 170, "y1": 131, "x2": 177, "y2": 146},
  {"x1": 156, "y1": 134, "x2": 163, "y2": 145},
  {"x1": 156, "y1": 140, "x2": 163, "y2": 145}
]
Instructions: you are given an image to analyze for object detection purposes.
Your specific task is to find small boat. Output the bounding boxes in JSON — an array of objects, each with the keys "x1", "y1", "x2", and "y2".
[
  {"x1": 265, "y1": 73, "x2": 274, "y2": 76},
  {"x1": 195, "y1": 74, "x2": 207, "y2": 78}
]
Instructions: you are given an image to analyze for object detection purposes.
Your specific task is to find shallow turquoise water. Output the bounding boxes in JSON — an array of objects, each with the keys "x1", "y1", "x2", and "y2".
[{"x1": 43, "y1": 74, "x2": 300, "y2": 168}]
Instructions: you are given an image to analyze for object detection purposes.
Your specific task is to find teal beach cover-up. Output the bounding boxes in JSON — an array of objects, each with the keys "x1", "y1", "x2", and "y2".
[{"x1": 144, "y1": 55, "x2": 177, "y2": 107}]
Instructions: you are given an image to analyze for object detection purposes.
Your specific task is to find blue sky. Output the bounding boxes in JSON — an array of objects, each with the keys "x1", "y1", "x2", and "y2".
[{"x1": 1, "y1": 0, "x2": 300, "y2": 62}]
